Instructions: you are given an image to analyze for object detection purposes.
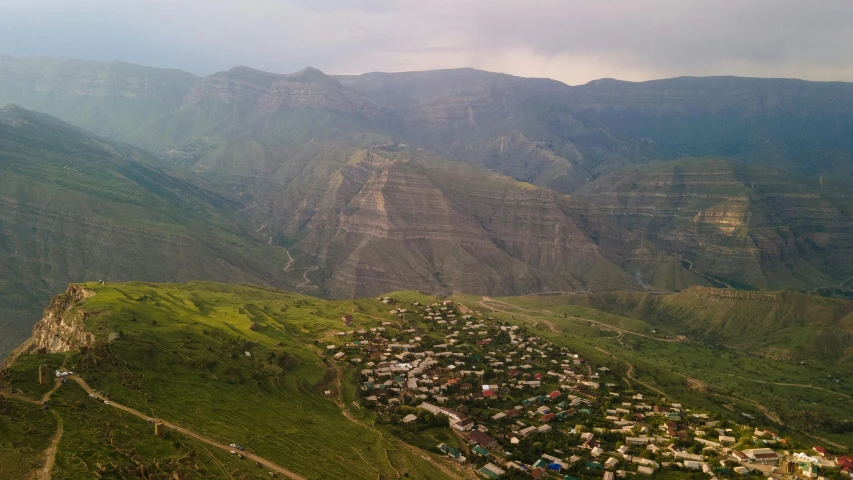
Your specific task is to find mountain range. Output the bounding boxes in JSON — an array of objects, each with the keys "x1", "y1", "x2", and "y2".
[{"x1": 2, "y1": 54, "x2": 853, "y2": 357}]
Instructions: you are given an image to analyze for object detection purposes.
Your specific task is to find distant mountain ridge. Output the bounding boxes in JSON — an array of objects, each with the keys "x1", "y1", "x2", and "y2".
[
  {"x1": 4, "y1": 55, "x2": 853, "y2": 189},
  {"x1": 2, "y1": 55, "x2": 853, "y2": 359}
]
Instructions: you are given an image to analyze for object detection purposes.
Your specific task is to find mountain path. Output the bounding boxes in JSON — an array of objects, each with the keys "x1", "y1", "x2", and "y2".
[
  {"x1": 807, "y1": 276, "x2": 853, "y2": 295},
  {"x1": 679, "y1": 257, "x2": 732, "y2": 289},
  {"x1": 263, "y1": 234, "x2": 296, "y2": 273},
  {"x1": 69, "y1": 376, "x2": 306, "y2": 480},
  {"x1": 296, "y1": 266, "x2": 319, "y2": 291},
  {"x1": 721, "y1": 373, "x2": 852, "y2": 398},
  {"x1": 35, "y1": 411, "x2": 62, "y2": 480},
  {"x1": 478, "y1": 297, "x2": 682, "y2": 342}
]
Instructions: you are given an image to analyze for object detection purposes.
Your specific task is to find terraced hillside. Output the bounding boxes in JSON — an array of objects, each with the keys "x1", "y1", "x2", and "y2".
[{"x1": 243, "y1": 146, "x2": 641, "y2": 297}]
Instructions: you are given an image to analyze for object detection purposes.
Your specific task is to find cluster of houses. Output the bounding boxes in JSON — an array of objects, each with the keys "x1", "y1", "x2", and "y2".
[{"x1": 323, "y1": 298, "x2": 851, "y2": 480}]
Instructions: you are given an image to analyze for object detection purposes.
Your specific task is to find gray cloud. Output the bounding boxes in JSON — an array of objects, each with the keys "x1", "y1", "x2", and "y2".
[{"x1": 0, "y1": 0, "x2": 851, "y2": 84}]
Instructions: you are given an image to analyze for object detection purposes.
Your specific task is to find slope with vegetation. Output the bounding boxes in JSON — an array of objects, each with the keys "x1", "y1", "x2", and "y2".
[
  {"x1": 3, "y1": 281, "x2": 853, "y2": 479},
  {"x1": 455, "y1": 290, "x2": 853, "y2": 449},
  {"x1": 0, "y1": 105, "x2": 301, "y2": 356},
  {"x1": 540, "y1": 286, "x2": 853, "y2": 363},
  {"x1": 1, "y1": 282, "x2": 458, "y2": 479}
]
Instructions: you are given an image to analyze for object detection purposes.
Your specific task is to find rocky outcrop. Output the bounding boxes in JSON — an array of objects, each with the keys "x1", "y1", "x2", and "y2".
[{"x1": 27, "y1": 285, "x2": 97, "y2": 354}]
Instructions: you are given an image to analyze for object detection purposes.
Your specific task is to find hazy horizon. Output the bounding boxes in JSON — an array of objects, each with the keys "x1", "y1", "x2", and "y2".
[
  {"x1": 5, "y1": 50, "x2": 853, "y2": 87},
  {"x1": 1, "y1": 0, "x2": 852, "y2": 86}
]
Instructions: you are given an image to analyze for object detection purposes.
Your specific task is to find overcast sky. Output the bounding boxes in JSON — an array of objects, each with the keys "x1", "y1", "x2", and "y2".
[{"x1": 1, "y1": 0, "x2": 852, "y2": 85}]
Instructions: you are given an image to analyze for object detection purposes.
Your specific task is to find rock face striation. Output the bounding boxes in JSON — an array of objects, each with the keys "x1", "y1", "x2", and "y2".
[
  {"x1": 287, "y1": 151, "x2": 629, "y2": 296},
  {"x1": 569, "y1": 158, "x2": 853, "y2": 290}
]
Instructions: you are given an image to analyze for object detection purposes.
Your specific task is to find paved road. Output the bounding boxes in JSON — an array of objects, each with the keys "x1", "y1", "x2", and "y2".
[{"x1": 70, "y1": 376, "x2": 306, "y2": 480}]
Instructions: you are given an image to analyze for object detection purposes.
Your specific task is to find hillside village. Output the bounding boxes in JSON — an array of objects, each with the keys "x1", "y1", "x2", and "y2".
[{"x1": 323, "y1": 298, "x2": 853, "y2": 480}]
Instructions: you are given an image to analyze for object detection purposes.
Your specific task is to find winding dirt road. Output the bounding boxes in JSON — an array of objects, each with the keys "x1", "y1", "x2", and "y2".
[
  {"x1": 35, "y1": 411, "x2": 62, "y2": 480},
  {"x1": 69, "y1": 376, "x2": 306, "y2": 480},
  {"x1": 296, "y1": 266, "x2": 319, "y2": 291},
  {"x1": 721, "y1": 373, "x2": 852, "y2": 399},
  {"x1": 478, "y1": 297, "x2": 682, "y2": 343}
]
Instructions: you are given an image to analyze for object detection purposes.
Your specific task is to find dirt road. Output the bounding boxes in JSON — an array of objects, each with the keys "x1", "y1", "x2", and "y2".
[
  {"x1": 35, "y1": 411, "x2": 62, "y2": 480},
  {"x1": 722, "y1": 373, "x2": 852, "y2": 399},
  {"x1": 70, "y1": 377, "x2": 306, "y2": 480},
  {"x1": 478, "y1": 297, "x2": 682, "y2": 343},
  {"x1": 296, "y1": 266, "x2": 319, "y2": 291}
]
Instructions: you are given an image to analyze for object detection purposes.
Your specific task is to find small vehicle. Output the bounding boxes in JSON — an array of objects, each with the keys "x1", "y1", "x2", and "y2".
[
  {"x1": 230, "y1": 450, "x2": 237, "y2": 455},
  {"x1": 237, "y1": 453, "x2": 244, "y2": 459},
  {"x1": 148, "y1": 418, "x2": 154, "y2": 423},
  {"x1": 236, "y1": 445, "x2": 245, "y2": 451},
  {"x1": 229, "y1": 443, "x2": 237, "y2": 448},
  {"x1": 104, "y1": 401, "x2": 110, "y2": 405}
]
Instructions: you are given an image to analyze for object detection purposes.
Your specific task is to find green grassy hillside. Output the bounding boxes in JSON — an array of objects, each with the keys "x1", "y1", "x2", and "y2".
[
  {"x1": 548, "y1": 287, "x2": 853, "y2": 363},
  {"x1": 453, "y1": 291, "x2": 853, "y2": 449},
  {"x1": 0, "y1": 106, "x2": 304, "y2": 357},
  {"x1": 2, "y1": 282, "x2": 454, "y2": 479}
]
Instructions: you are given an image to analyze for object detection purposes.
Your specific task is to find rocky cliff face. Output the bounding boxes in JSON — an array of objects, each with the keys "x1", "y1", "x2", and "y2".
[{"x1": 27, "y1": 285, "x2": 97, "y2": 354}]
